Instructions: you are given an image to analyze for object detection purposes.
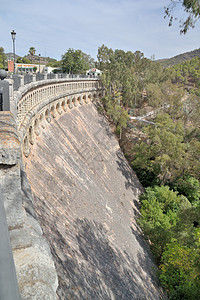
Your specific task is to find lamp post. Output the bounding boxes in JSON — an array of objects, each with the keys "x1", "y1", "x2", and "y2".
[
  {"x1": 39, "y1": 54, "x2": 41, "y2": 73},
  {"x1": 11, "y1": 30, "x2": 16, "y2": 74},
  {"x1": 20, "y1": 58, "x2": 23, "y2": 75}
]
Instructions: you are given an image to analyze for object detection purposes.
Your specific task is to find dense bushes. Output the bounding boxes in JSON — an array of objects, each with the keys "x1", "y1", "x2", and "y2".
[{"x1": 138, "y1": 185, "x2": 200, "y2": 299}]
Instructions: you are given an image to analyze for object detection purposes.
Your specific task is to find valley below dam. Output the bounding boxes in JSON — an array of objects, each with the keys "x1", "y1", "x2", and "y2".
[{"x1": 24, "y1": 102, "x2": 163, "y2": 299}]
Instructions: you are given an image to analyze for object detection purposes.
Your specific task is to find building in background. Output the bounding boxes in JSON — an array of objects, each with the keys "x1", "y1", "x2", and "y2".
[
  {"x1": 86, "y1": 68, "x2": 102, "y2": 76},
  {"x1": 43, "y1": 66, "x2": 60, "y2": 73},
  {"x1": 8, "y1": 61, "x2": 45, "y2": 73}
]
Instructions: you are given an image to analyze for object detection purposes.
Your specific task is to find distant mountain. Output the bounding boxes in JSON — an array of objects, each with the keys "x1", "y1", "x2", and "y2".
[
  {"x1": 5, "y1": 52, "x2": 57, "y2": 65},
  {"x1": 6, "y1": 52, "x2": 20, "y2": 61},
  {"x1": 157, "y1": 48, "x2": 200, "y2": 67}
]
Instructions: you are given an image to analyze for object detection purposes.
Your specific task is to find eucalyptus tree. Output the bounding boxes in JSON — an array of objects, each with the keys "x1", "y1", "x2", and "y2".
[{"x1": 165, "y1": 0, "x2": 200, "y2": 33}]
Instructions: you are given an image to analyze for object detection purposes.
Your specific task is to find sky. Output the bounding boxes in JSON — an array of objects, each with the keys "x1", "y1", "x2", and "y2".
[{"x1": 0, "y1": 0, "x2": 199, "y2": 61}]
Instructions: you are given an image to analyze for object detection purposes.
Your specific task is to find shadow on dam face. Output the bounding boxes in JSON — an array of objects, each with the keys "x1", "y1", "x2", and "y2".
[{"x1": 24, "y1": 102, "x2": 163, "y2": 299}]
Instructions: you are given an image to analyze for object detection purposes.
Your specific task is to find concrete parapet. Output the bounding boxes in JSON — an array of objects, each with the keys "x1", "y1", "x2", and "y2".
[
  {"x1": 0, "y1": 112, "x2": 23, "y2": 229},
  {"x1": 0, "y1": 111, "x2": 58, "y2": 299},
  {"x1": 0, "y1": 79, "x2": 10, "y2": 111}
]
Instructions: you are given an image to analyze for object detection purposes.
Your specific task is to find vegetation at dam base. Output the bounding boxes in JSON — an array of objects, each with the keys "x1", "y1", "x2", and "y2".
[{"x1": 96, "y1": 45, "x2": 200, "y2": 299}]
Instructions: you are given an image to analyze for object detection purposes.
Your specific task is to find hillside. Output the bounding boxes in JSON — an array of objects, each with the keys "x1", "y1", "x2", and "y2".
[
  {"x1": 5, "y1": 52, "x2": 20, "y2": 61},
  {"x1": 158, "y1": 48, "x2": 200, "y2": 67}
]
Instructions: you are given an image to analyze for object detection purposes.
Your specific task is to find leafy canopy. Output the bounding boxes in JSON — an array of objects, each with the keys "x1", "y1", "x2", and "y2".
[
  {"x1": 61, "y1": 48, "x2": 94, "y2": 74},
  {"x1": 165, "y1": 0, "x2": 200, "y2": 34},
  {"x1": 0, "y1": 47, "x2": 7, "y2": 69}
]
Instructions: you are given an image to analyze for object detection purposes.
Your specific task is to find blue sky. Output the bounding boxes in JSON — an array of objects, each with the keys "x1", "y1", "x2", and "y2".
[{"x1": 0, "y1": 0, "x2": 199, "y2": 61}]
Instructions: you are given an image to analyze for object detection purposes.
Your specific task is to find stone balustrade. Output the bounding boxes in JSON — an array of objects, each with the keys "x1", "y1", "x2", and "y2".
[{"x1": 9, "y1": 76, "x2": 103, "y2": 157}]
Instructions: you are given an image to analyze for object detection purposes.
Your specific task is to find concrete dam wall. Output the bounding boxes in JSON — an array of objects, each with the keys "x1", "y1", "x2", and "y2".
[{"x1": 24, "y1": 101, "x2": 163, "y2": 299}]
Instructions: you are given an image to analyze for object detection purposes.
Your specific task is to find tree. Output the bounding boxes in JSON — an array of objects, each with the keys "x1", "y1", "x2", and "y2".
[
  {"x1": 16, "y1": 57, "x2": 31, "y2": 64},
  {"x1": 159, "y1": 238, "x2": 200, "y2": 299},
  {"x1": 61, "y1": 49, "x2": 92, "y2": 74},
  {"x1": 0, "y1": 47, "x2": 7, "y2": 69},
  {"x1": 171, "y1": 175, "x2": 200, "y2": 205},
  {"x1": 97, "y1": 44, "x2": 113, "y2": 71},
  {"x1": 138, "y1": 185, "x2": 190, "y2": 261},
  {"x1": 132, "y1": 113, "x2": 187, "y2": 184},
  {"x1": 29, "y1": 47, "x2": 36, "y2": 62},
  {"x1": 139, "y1": 184, "x2": 200, "y2": 298},
  {"x1": 165, "y1": 0, "x2": 200, "y2": 34}
]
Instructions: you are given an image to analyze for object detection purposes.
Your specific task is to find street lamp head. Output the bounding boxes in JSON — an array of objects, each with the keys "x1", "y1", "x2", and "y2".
[{"x1": 11, "y1": 30, "x2": 16, "y2": 41}]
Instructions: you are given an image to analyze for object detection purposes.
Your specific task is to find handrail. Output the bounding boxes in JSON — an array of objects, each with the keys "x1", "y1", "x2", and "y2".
[
  {"x1": 10, "y1": 73, "x2": 99, "y2": 92},
  {"x1": 0, "y1": 184, "x2": 21, "y2": 300}
]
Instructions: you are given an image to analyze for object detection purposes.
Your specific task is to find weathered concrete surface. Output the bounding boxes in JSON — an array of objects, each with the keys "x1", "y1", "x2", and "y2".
[
  {"x1": 0, "y1": 112, "x2": 58, "y2": 299},
  {"x1": 0, "y1": 112, "x2": 23, "y2": 228},
  {"x1": 25, "y1": 102, "x2": 164, "y2": 299}
]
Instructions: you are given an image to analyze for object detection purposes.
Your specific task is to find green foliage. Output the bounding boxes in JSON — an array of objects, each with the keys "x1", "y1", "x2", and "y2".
[
  {"x1": 132, "y1": 113, "x2": 187, "y2": 184},
  {"x1": 29, "y1": 47, "x2": 36, "y2": 62},
  {"x1": 16, "y1": 57, "x2": 31, "y2": 64},
  {"x1": 171, "y1": 176, "x2": 200, "y2": 205},
  {"x1": 33, "y1": 66, "x2": 37, "y2": 72},
  {"x1": 96, "y1": 44, "x2": 113, "y2": 70},
  {"x1": 0, "y1": 47, "x2": 7, "y2": 69},
  {"x1": 101, "y1": 43, "x2": 200, "y2": 299},
  {"x1": 131, "y1": 166, "x2": 159, "y2": 187},
  {"x1": 139, "y1": 184, "x2": 200, "y2": 298},
  {"x1": 102, "y1": 92, "x2": 129, "y2": 137},
  {"x1": 159, "y1": 48, "x2": 200, "y2": 68},
  {"x1": 97, "y1": 44, "x2": 200, "y2": 298},
  {"x1": 159, "y1": 235, "x2": 200, "y2": 299},
  {"x1": 47, "y1": 60, "x2": 61, "y2": 68},
  {"x1": 61, "y1": 48, "x2": 93, "y2": 74},
  {"x1": 139, "y1": 185, "x2": 188, "y2": 260},
  {"x1": 98, "y1": 44, "x2": 167, "y2": 123},
  {"x1": 166, "y1": 57, "x2": 200, "y2": 92},
  {"x1": 164, "y1": 0, "x2": 200, "y2": 34}
]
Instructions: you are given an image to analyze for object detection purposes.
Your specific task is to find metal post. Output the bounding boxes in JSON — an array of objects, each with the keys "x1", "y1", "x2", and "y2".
[
  {"x1": 0, "y1": 88, "x2": 3, "y2": 111},
  {"x1": 0, "y1": 185, "x2": 21, "y2": 299},
  {"x1": 11, "y1": 30, "x2": 16, "y2": 74},
  {"x1": 39, "y1": 54, "x2": 41, "y2": 73},
  {"x1": 13, "y1": 39, "x2": 15, "y2": 73}
]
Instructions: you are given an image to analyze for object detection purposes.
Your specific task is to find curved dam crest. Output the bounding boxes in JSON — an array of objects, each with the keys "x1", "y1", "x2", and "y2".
[{"x1": 24, "y1": 101, "x2": 162, "y2": 299}]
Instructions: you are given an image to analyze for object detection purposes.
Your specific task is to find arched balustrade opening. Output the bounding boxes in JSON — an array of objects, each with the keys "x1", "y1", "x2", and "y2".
[{"x1": 15, "y1": 78, "x2": 102, "y2": 158}]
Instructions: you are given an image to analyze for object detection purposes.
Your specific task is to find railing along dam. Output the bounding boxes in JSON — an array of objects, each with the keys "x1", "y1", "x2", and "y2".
[{"x1": 12, "y1": 75, "x2": 103, "y2": 157}]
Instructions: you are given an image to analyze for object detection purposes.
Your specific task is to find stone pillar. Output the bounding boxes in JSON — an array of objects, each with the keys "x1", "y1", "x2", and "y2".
[
  {"x1": 40, "y1": 113, "x2": 46, "y2": 129},
  {"x1": 69, "y1": 97, "x2": 73, "y2": 109},
  {"x1": 0, "y1": 79, "x2": 10, "y2": 111},
  {"x1": 19, "y1": 75, "x2": 24, "y2": 87},
  {"x1": 80, "y1": 96, "x2": 84, "y2": 105},
  {"x1": 57, "y1": 103, "x2": 63, "y2": 115},
  {"x1": 29, "y1": 125, "x2": 35, "y2": 145},
  {"x1": 51, "y1": 106, "x2": 57, "y2": 118},
  {"x1": 62, "y1": 99, "x2": 68, "y2": 112}
]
